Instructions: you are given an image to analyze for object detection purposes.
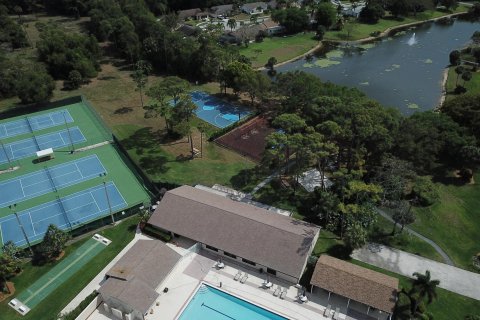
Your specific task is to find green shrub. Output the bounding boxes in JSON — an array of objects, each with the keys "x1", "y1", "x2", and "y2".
[
  {"x1": 143, "y1": 224, "x2": 172, "y2": 242},
  {"x1": 412, "y1": 176, "x2": 439, "y2": 206},
  {"x1": 59, "y1": 290, "x2": 98, "y2": 320}
]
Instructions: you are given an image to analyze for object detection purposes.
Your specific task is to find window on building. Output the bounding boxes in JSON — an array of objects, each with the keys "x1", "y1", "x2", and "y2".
[
  {"x1": 205, "y1": 245, "x2": 218, "y2": 252},
  {"x1": 224, "y1": 251, "x2": 237, "y2": 259},
  {"x1": 242, "y1": 258, "x2": 256, "y2": 266},
  {"x1": 267, "y1": 268, "x2": 277, "y2": 276}
]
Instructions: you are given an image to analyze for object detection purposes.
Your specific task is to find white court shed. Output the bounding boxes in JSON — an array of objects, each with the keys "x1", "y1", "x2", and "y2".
[{"x1": 298, "y1": 169, "x2": 332, "y2": 192}]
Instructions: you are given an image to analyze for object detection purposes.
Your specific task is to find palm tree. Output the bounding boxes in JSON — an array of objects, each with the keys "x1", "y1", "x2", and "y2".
[
  {"x1": 227, "y1": 18, "x2": 237, "y2": 31},
  {"x1": 411, "y1": 270, "x2": 440, "y2": 315},
  {"x1": 462, "y1": 70, "x2": 472, "y2": 87},
  {"x1": 250, "y1": 14, "x2": 258, "y2": 25}
]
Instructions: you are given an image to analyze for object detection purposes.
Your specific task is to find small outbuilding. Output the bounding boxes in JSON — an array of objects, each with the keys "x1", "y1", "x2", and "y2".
[
  {"x1": 99, "y1": 240, "x2": 181, "y2": 320},
  {"x1": 310, "y1": 255, "x2": 398, "y2": 320}
]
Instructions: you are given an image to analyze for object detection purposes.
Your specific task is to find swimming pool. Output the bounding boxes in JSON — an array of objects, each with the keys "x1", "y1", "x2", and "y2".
[
  {"x1": 177, "y1": 284, "x2": 289, "y2": 320},
  {"x1": 189, "y1": 91, "x2": 250, "y2": 129}
]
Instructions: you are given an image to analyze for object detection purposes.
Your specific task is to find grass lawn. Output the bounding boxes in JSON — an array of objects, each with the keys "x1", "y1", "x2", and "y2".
[
  {"x1": 0, "y1": 215, "x2": 140, "y2": 320},
  {"x1": 114, "y1": 124, "x2": 255, "y2": 186},
  {"x1": 445, "y1": 66, "x2": 480, "y2": 100},
  {"x1": 409, "y1": 172, "x2": 480, "y2": 271},
  {"x1": 239, "y1": 32, "x2": 319, "y2": 68},
  {"x1": 325, "y1": 6, "x2": 468, "y2": 41}
]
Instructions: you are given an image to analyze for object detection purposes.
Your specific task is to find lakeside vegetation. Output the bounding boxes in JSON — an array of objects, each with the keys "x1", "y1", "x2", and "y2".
[{"x1": 326, "y1": 6, "x2": 469, "y2": 41}]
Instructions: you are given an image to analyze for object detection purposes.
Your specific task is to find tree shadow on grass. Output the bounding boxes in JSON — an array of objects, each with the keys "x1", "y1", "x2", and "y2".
[
  {"x1": 120, "y1": 127, "x2": 164, "y2": 151},
  {"x1": 114, "y1": 107, "x2": 133, "y2": 114},
  {"x1": 327, "y1": 244, "x2": 353, "y2": 260},
  {"x1": 139, "y1": 154, "x2": 169, "y2": 175}
]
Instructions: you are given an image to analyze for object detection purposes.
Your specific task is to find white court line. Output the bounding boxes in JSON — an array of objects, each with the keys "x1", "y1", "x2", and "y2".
[
  {"x1": 28, "y1": 212, "x2": 37, "y2": 236},
  {"x1": 0, "y1": 223, "x2": 5, "y2": 245},
  {"x1": 89, "y1": 191, "x2": 102, "y2": 213},
  {"x1": 74, "y1": 163, "x2": 84, "y2": 179},
  {"x1": 18, "y1": 179, "x2": 26, "y2": 198},
  {"x1": 59, "y1": 132, "x2": 66, "y2": 145}
]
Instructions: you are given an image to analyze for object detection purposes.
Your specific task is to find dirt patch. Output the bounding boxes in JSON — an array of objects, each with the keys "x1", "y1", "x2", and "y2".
[
  {"x1": 215, "y1": 116, "x2": 274, "y2": 162},
  {"x1": 0, "y1": 282, "x2": 16, "y2": 302}
]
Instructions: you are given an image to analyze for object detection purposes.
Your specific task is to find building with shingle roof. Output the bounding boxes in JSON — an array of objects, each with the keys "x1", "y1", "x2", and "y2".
[
  {"x1": 310, "y1": 255, "x2": 398, "y2": 319},
  {"x1": 98, "y1": 240, "x2": 181, "y2": 319},
  {"x1": 148, "y1": 185, "x2": 320, "y2": 283}
]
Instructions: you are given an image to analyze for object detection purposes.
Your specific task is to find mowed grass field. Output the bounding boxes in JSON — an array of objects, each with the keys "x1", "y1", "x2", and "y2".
[
  {"x1": 0, "y1": 216, "x2": 140, "y2": 320},
  {"x1": 325, "y1": 6, "x2": 469, "y2": 41},
  {"x1": 239, "y1": 32, "x2": 319, "y2": 68},
  {"x1": 410, "y1": 173, "x2": 480, "y2": 270},
  {"x1": 445, "y1": 66, "x2": 480, "y2": 100}
]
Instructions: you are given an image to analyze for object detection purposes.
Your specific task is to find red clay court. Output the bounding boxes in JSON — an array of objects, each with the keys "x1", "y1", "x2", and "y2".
[{"x1": 215, "y1": 116, "x2": 274, "y2": 162}]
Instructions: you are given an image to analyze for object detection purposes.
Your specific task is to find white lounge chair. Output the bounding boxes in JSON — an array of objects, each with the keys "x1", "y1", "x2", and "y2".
[
  {"x1": 273, "y1": 286, "x2": 281, "y2": 296},
  {"x1": 240, "y1": 274, "x2": 248, "y2": 283},
  {"x1": 279, "y1": 288, "x2": 287, "y2": 299},
  {"x1": 324, "y1": 304, "x2": 331, "y2": 318},
  {"x1": 333, "y1": 307, "x2": 340, "y2": 320},
  {"x1": 234, "y1": 271, "x2": 242, "y2": 281}
]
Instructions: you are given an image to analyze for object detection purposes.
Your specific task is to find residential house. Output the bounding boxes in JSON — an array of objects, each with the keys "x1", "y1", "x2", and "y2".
[
  {"x1": 177, "y1": 8, "x2": 209, "y2": 20},
  {"x1": 210, "y1": 4, "x2": 234, "y2": 18},
  {"x1": 241, "y1": 2, "x2": 268, "y2": 14}
]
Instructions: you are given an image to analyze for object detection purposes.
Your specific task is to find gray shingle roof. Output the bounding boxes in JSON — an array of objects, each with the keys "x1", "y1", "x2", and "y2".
[
  {"x1": 148, "y1": 185, "x2": 320, "y2": 279},
  {"x1": 311, "y1": 255, "x2": 399, "y2": 313},
  {"x1": 100, "y1": 240, "x2": 181, "y2": 314}
]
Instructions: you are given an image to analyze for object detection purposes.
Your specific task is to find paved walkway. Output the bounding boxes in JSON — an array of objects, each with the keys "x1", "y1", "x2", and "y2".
[
  {"x1": 248, "y1": 162, "x2": 295, "y2": 196},
  {"x1": 59, "y1": 225, "x2": 152, "y2": 315},
  {"x1": 375, "y1": 208, "x2": 454, "y2": 266},
  {"x1": 352, "y1": 244, "x2": 480, "y2": 301}
]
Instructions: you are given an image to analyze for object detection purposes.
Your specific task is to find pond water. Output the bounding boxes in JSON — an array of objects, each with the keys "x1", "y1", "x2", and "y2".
[{"x1": 276, "y1": 19, "x2": 480, "y2": 115}]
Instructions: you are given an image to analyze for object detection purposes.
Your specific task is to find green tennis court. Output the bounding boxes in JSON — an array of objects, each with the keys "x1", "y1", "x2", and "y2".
[{"x1": 15, "y1": 238, "x2": 107, "y2": 309}]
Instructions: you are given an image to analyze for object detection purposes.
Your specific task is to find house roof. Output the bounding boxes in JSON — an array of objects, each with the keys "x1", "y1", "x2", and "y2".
[
  {"x1": 311, "y1": 255, "x2": 399, "y2": 313},
  {"x1": 99, "y1": 278, "x2": 159, "y2": 314},
  {"x1": 242, "y1": 2, "x2": 268, "y2": 10},
  {"x1": 211, "y1": 4, "x2": 233, "y2": 14},
  {"x1": 177, "y1": 8, "x2": 202, "y2": 19},
  {"x1": 177, "y1": 24, "x2": 199, "y2": 37},
  {"x1": 262, "y1": 19, "x2": 281, "y2": 29},
  {"x1": 100, "y1": 240, "x2": 181, "y2": 313},
  {"x1": 148, "y1": 185, "x2": 320, "y2": 279}
]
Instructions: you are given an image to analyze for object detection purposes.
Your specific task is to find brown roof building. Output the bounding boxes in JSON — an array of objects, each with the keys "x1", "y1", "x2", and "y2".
[
  {"x1": 99, "y1": 240, "x2": 181, "y2": 319},
  {"x1": 311, "y1": 255, "x2": 398, "y2": 316},
  {"x1": 148, "y1": 185, "x2": 320, "y2": 282}
]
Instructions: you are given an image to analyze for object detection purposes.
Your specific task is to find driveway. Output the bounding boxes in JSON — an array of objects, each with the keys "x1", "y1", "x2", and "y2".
[{"x1": 352, "y1": 244, "x2": 480, "y2": 301}]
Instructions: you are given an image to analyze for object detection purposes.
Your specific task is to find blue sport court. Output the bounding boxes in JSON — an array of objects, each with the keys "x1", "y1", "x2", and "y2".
[
  {"x1": 0, "y1": 182, "x2": 127, "y2": 246},
  {"x1": 178, "y1": 284, "x2": 288, "y2": 320},
  {"x1": 189, "y1": 91, "x2": 251, "y2": 129},
  {"x1": 0, "y1": 127, "x2": 86, "y2": 164},
  {"x1": 0, "y1": 155, "x2": 106, "y2": 208},
  {"x1": 0, "y1": 110, "x2": 73, "y2": 140}
]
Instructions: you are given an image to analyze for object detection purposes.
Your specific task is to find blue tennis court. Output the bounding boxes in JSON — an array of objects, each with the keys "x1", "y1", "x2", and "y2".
[
  {"x1": 188, "y1": 91, "x2": 251, "y2": 129},
  {"x1": 0, "y1": 127, "x2": 86, "y2": 164},
  {"x1": 0, "y1": 182, "x2": 127, "y2": 246},
  {"x1": 0, "y1": 110, "x2": 73, "y2": 140},
  {"x1": 0, "y1": 155, "x2": 106, "y2": 208}
]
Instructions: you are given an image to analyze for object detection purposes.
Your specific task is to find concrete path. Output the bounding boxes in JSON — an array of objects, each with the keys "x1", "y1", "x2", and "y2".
[
  {"x1": 59, "y1": 225, "x2": 152, "y2": 316},
  {"x1": 248, "y1": 161, "x2": 295, "y2": 196},
  {"x1": 376, "y1": 208, "x2": 454, "y2": 266},
  {"x1": 352, "y1": 244, "x2": 480, "y2": 301}
]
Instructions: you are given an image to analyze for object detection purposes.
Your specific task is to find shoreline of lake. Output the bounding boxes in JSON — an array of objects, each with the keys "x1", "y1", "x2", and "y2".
[{"x1": 261, "y1": 11, "x2": 469, "y2": 72}]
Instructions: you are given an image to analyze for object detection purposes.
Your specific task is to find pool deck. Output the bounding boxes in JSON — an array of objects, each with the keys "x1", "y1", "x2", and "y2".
[{"x1": 84, "y1": 239, "x2": 389, "y2": 320}]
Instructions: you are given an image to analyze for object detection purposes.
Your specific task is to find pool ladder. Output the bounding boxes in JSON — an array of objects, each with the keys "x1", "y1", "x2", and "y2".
[{"x1": 198, "y1": 285, "x2": 208, "y2": 294}]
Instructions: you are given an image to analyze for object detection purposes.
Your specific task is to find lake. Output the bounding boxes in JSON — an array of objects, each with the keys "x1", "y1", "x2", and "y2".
[{"x1": 276, "y1": 18, "x2": 480, "y2": 115}]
